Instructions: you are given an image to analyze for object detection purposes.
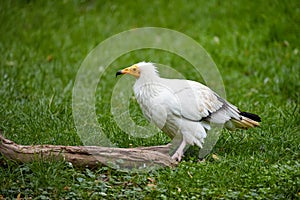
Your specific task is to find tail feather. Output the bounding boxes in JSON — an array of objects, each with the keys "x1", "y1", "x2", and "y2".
[
  {"x1": 230, "y1": 112, "x2": 261, "y2": 130},
  {"x1": 240, "y1": 112, "x2": 261, "y2": 122}
]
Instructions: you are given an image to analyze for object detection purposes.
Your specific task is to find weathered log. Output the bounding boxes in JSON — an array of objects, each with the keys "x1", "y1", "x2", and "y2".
[{"x1": 0, "y1": 133, "x2": 177, "y2": 170}]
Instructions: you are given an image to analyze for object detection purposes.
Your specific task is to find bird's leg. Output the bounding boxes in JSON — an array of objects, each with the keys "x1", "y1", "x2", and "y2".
[{"x1": 171, "y1": 140, "x2": 186, "y2": 162}]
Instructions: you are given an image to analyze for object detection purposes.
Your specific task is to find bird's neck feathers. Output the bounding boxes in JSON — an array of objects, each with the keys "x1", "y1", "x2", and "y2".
[{"x1": 134, "y1": 63, "x2": 161, "y2": 98}]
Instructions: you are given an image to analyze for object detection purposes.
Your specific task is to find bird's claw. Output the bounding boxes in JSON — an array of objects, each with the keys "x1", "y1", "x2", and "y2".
[{"x1": 171, "y1": 152, "x2": 183, "y2": 162}]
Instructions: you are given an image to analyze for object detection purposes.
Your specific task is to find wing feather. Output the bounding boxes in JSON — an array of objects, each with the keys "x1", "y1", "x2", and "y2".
[
  {"x1": 160, "y1": 79, "x2": 224, "y2": 121},
  {"x1": 160, "y1": 79, "x2": 242, "y2": 125}
]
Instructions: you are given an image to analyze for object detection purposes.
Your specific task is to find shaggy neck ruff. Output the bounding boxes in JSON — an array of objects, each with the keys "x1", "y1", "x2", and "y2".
[{"x1": 133, "y1": 63, "x2": 162, "y2": 100}]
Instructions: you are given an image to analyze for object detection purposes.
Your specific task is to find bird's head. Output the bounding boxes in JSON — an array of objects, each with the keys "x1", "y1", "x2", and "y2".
[{"x1": 116, "y1": 62, "x2": 158, "y2": 79}]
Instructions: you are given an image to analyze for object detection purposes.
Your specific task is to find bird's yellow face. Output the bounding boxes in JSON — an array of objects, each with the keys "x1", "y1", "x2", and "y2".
[{"x1": 116, "y1": 65, "x2": 141, "y2": 78}]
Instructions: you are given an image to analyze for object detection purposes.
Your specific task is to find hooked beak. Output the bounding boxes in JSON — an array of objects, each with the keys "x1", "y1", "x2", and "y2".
[
  {"x1": 115, "y1": 65, "x2": 140, "y2": 78},
  {"x1": 116, "y1": 70, "x2": 124, "y2": 77}
]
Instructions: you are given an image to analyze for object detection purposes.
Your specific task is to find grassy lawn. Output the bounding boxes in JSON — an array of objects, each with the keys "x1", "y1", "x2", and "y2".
[{"x1": 1, "y1": 0, "x2": 299, "y2": 199}]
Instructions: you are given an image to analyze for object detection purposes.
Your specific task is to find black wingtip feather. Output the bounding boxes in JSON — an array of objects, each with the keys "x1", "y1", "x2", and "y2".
[{"x1": 240, "y1": 112, "x2": 261, "y2": 122}]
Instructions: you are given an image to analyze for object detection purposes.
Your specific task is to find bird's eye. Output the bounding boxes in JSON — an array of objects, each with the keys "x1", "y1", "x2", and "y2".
[{"x1": 133, "y1": 68, "x2": 136, "y2": 71}]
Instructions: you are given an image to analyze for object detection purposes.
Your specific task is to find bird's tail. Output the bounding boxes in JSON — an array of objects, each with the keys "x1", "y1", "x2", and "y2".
[{"x1": 230, "y1": 112, "x2": 261, "y2": 129}]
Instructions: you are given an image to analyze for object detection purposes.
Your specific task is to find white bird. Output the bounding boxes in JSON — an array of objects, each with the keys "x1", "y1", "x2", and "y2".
[{"x1": 116, "y1": 62, "x2": 261, "y2": 161}]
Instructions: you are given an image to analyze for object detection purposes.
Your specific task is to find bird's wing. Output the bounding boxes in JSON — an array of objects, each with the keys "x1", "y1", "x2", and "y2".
[{"x1": 161, "y1": 79, "x2": 240, "y2": 123}]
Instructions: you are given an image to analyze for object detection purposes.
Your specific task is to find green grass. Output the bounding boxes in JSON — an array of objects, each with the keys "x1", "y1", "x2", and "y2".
[{"x1": 1, "y1": 0, "x2": 299, "y2": 199}]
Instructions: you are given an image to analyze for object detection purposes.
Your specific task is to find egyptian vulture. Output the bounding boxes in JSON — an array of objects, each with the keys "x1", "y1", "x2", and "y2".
[{"x1": 116, "y1": 62, "x2": 261, "y2": 161}]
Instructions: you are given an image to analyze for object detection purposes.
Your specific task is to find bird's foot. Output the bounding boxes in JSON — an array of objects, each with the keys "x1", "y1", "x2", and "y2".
[
  {"x1": 171, "y1": 140, "x2": 186, "y2": 162},
  {"x1": 171, "y1": 151, "x2": 184, "y2": 162}
]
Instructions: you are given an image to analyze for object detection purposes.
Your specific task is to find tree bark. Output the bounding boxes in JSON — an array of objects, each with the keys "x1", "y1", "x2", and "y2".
[{"x1": 0, "y1": 133, "x2": 177, "y2": 170}]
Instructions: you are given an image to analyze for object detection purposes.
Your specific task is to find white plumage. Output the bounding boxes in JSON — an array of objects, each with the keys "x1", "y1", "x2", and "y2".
[{"x1": 116, "y1": 62, "x2": 261, "y2": 161}]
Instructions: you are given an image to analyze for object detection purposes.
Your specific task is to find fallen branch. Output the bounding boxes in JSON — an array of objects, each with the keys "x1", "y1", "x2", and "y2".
[{"x1": 0, "y1": 133, "x2": 177, "y2": 170}]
